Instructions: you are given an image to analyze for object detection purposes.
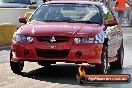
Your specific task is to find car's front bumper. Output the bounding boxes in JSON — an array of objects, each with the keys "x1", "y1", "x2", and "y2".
[{"x1": 11, "y1": 41, "x2": 103, "y2": 65}]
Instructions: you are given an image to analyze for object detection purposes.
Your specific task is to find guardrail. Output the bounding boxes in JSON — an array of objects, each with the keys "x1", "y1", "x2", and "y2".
[{"x1": 0, "y1": 23, "x2": 16, "y2": 46}]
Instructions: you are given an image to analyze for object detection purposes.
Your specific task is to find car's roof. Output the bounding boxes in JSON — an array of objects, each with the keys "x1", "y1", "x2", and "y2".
[{"x1": 45, "y1": 0, "x2": 104, "y2": 6}]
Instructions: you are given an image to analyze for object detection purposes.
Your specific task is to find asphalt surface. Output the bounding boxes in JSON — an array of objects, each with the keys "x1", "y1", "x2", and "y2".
[{"x1": 0, "y1": 27, "x2": 132, "y2": 88}]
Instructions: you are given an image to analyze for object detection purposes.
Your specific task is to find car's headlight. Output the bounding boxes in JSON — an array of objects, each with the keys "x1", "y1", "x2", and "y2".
[
  {"x1": 27, "y1": 36, "x2": 34, "y2": 42},
  {"x1": 74, "y1": 38, "x2": 81, "y2": 44},
  {"x1": 13, "y1": 35, "x2": 34, "y2": 42},
  {"x1": 74, "y1": 32, "x2": 106, "y2": 44}
]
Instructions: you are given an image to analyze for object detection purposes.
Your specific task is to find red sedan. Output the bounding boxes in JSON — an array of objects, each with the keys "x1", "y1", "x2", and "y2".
[{"x1": 10, "y1": 1, "x2": 124, "y2": 74}]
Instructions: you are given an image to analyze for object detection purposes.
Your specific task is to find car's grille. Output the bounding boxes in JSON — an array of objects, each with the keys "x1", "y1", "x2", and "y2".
[
  {"x1": 36, "y1": 50, "x2": 69, "y2": 58},
  {"x1": 37, "y1": 36, "x2": 69, "y2": 43}
]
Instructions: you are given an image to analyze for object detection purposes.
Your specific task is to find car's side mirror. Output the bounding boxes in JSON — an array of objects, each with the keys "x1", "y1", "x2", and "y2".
[
  {"x1": 106, "y1": 19, "x2": 118, "y2": 26},
  {"x1": 19, "y1": 17, "x2": 27, "y2": 24}
]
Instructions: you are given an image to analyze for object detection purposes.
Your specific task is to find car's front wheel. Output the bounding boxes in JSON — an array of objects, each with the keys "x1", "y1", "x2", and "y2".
[
  {"x1": 95, "y1": 45, "x2": 108, "y2": 74},
  {"x1": 10, "y1": 51, "x2": 24, "y2": 74},
  {"x1": 110, "y1": 40, "x2": 124, "y2": 69},
  {"x1": 37, "y1": 61, "x2": 52, "y2": 67}
]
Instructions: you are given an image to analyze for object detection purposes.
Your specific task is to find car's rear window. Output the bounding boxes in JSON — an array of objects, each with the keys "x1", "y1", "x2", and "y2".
[{"x1": 29, "y1": 3, "x2": 102, "y2": 24}]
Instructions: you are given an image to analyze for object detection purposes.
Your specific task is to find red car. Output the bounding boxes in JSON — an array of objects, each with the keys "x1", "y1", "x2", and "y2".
[{"x1": 10, "y1": 1, "x2": 124, "y2": 74}]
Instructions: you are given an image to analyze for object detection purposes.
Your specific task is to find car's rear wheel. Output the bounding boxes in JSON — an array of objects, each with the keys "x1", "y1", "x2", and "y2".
[
  {"x1": 95, "y1": 45, "x2": 108, "y2": 74},
  {"x1": 110, "y1": 40, "x2": 124, "y2": 69},
  {"x1": 10, "y1": 51, "x2": 24, "y2": 74}
]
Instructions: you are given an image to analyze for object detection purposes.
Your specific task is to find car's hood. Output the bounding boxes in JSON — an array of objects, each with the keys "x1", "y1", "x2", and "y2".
[
  {"x1": 18, "y1": 22, "x2": 104, "y2": 37},
  {"x1": 0, "y1": 3, "x2": 28, "y2": 8}
]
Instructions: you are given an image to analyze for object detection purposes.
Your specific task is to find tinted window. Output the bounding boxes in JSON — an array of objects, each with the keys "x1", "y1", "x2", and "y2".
[{"x1": 30, "y1": 4, "x2": 102, "y2": 24}]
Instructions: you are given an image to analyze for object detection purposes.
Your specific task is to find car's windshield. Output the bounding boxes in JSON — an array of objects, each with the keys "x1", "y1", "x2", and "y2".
[
  {"x1": 1, "y1": 0, "x2": 31, "y2": 4},
  {"x1": 30, "y1": 4, "x2": 102, "y2": 24}
]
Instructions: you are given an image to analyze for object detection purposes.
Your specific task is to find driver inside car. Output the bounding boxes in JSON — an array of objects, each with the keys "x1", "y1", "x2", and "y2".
[{"x1": 45, "y1": 7, "x2": 64, "y2": 21}]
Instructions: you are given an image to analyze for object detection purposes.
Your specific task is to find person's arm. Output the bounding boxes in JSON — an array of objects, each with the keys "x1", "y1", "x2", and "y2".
[
  {"x1": 125, "y1": 0, "x2": 132, "y2": 7},
  {"x1": 115, "y1": 0, "x2": 118, "y2": 11}
]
